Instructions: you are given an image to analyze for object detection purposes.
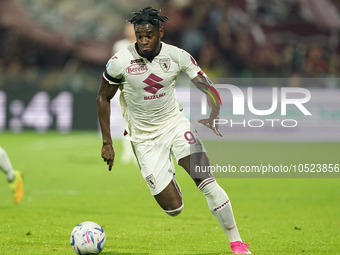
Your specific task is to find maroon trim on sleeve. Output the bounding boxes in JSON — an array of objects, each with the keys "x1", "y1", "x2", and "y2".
[{"x1": 102, "y1": 75, "x2": 107, "y2": 82}]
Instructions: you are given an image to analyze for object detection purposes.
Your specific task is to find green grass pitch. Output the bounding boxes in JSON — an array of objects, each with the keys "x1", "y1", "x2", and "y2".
[{"x1": 0, "y1": 131, "x2": 339, "y2": 254}]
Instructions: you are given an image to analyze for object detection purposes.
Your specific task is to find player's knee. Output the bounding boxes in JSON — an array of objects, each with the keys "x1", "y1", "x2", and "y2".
[{"x1": 164, "y1": 204, "x2": 184, "y2": 217}]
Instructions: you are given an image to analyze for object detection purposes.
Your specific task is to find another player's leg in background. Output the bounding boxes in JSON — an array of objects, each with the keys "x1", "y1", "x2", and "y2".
[
  {"x1": 179, "y1": 153, "x2": 251, "y2": 254},
  {"x1": 121, "y1": 135, "x2": 137, "y2": 165},
  {"x1": 0, "y1": 146, "x2": 24, "y2": 204},
  {"x1": 0, "y1": 146, "x2": 15, "y2": 181}
]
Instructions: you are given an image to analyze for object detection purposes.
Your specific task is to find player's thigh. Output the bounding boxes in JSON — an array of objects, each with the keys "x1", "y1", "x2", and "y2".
[
  {"x1": 171, "y1": 118, "x2": 206, "y2": 161},
  {"x1": 170, "y1": 118, "x2": 211, "y2": 182},
  {"x1": 132, "y1": 137, "x2": 175, "y2": 196}
]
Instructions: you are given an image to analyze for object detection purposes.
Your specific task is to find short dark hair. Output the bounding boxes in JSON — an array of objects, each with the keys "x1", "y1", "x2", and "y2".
[{"x1": 127, "y1": 6, "x2": 169, "y2": 29}]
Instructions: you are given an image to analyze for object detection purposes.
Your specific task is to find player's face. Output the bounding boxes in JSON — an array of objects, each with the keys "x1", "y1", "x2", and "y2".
[{"x1": 134, "y1": 23, "x2": 164, "y2": 58}]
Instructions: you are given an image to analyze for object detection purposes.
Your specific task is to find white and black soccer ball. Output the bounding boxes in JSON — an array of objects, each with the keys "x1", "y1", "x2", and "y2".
[{"x1": 70, "y1": 221, "x2": 106, "y2": 255}]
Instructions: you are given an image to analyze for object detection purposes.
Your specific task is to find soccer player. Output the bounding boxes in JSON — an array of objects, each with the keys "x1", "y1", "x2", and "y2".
[
  {"x1": 0, "y1": 146, "x2": 24, "y2": 204},
  {"x1": 97, "y1": 6, "x2": 251, "y2": 254}
]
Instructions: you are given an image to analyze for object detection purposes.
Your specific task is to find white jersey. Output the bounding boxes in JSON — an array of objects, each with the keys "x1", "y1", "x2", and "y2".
[{"x1": 103, "y1": 42, "x2": 202, "y2": 142}]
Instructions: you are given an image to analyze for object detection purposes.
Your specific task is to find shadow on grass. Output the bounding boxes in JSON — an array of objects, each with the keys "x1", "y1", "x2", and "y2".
[
  {"x1": 100, "y1": 253, "x2": 149, "y2": 255},
  {"x1": 101, "y1": 253, "x2": 223, "y2": 255}
]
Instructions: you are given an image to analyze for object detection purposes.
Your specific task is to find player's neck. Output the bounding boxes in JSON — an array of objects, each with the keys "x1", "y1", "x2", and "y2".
[{"x1": 135, "y1": 42, "x2": 162, "y2": 62}]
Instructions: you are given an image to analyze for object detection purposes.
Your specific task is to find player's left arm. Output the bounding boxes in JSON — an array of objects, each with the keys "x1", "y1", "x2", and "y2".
[
  {"x1": 191, "y1": 73, "x2": 222, "y2": 137},
  {"x1": 178, "y1": 48, "x2": 222, "y2": 137}
]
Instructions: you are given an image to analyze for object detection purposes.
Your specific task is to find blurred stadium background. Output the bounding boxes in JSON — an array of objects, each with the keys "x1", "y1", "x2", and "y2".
[{"x1": 1, "y1": 0, "x2": 340, "y2": 134}]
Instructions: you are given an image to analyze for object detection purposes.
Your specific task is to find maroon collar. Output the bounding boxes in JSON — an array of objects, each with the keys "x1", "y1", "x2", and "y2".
[{"x1": 135, "y1": 42, "x2": 162, "y2": 62}]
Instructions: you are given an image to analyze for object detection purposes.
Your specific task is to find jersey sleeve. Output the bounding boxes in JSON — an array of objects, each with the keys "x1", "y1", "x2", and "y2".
[
  {"x1": 103, "y1": 56, "x2": 124, "y2": 85},
  {"x1": 178, "y1": 49, "x2": 203, "y2": 80}
]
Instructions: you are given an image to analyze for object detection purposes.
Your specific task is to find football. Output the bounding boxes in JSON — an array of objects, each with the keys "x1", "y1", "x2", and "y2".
[{"x1": 70, "y1": 221, "x2": 106, "y2": 255}]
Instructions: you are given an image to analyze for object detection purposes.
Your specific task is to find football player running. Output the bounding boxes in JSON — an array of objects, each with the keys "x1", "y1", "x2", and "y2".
[{"x1": 97, "y1": 6, "x2": 251, "y2": 254}]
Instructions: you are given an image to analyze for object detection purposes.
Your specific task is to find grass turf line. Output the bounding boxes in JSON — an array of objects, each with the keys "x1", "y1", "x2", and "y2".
[{"x1": 0, "y1": 131, "x2": 339, "y2": 254}]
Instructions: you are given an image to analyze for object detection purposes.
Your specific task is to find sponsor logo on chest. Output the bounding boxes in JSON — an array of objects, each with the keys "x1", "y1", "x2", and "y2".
[
  {"x1": 126, "y1": 64, "x2": 148, "y2": 75},
  {"x1": 144, "y1": 92, "x2": 166, "y2": 100},
  {"x1": 130, "y1": 58, "x2": 144, "y2": 64}
]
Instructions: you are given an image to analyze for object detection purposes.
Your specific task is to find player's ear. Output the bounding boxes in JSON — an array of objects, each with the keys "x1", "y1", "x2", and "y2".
[{"x1": 159, "y1": 26, "x2": 164, "y2": 38}]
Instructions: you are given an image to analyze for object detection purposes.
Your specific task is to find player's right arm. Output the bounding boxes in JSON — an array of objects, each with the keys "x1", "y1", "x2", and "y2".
[
  {"x1": 96, "y1": 56, "x2": 123, "y2": 171},
  {"x1": 96, "y1": 79, "x2": 119, "y2": 171}
]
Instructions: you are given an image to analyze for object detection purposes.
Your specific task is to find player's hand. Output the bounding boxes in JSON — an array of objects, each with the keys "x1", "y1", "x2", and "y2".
[
  {"x1": 101, "y1": 144, "x2": 115, "y2": 171},
  {"x1": 198, "y1": 118, "x2": 223, "y2": 137}
]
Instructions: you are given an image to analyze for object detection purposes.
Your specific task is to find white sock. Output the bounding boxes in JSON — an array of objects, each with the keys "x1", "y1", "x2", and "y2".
[
  {"x1": 199, "y1": 177, "x2": 242, "y2": 243},
  {"x1": 0, "y1": 146, "x2": 15, "y2": 182}
]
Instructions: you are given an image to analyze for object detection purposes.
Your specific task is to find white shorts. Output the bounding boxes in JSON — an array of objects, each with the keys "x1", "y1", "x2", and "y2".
[{"x1": 132, "y1": 117, "x2": 206, "y2": 195}]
